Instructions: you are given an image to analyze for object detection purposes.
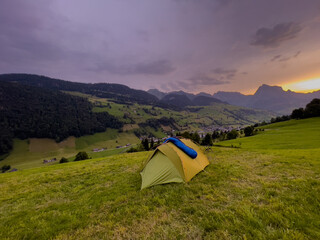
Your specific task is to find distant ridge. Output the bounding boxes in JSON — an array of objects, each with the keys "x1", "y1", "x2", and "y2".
[
  {"x1": 148, "y1": 84, "x2": 320, "y2": 114},
  {"x1": 0, "y1": 73, "x2": 159, "y2": 106},
  {"x1": 214, "y1": 84, "x2": 320, "y2": 114},
  {"x1": 2, "y1": 73, "x2": 317, "y2": 113},
  {"x1": 0, "y1": 74, "x2": 224, "y2": 109},
  {"x1": 147, "y1": 88, "x2": 218, "y2": 101}
]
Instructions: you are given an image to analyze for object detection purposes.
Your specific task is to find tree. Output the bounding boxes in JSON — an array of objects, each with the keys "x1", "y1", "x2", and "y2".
[
  {"x1": 127, "y1": 147, "x2": 138, "y2": 153},
  {"x1": 212, "y1": 131, "x2": 220, "y2": 140},
  {"x1": 191, "y1": 132, "x2": 200, "y2": 144},
  {"x1": 0, "y1": 81, "x2": 123, "y2": 155},
  {"x1": 227, "y1": 129, "x2": 239, "y2": 140},
  {"x1": 59, "y1": 157, "x2": 69, "y2": 163},
  {"x1": 304, "y1": 98, "x2": 320, "y2": 118},
  {"x1": 181, "y1": 131, "x2": 192, "y2": 139},
  {"x1": 75, "y1": 151, "x2": 89, "y2": 161},
  {"x1": 201, "y1": 133, "x2": 213, "y2": 146},
  {"x1": 219, "y1": 131, "x2": 226, "y2": 141},
  {"x1": 1, "y1": 165, "x2": 11, "y2": 173},
  {"x1": 244, "y1": 126, "x2": 254, "y2": 137},
  {"x1": 291, "y1": 108, "x2": 304, "y2": 119},
  {"x1": 150, "y1": 139, "x2": 154, "y2": 149},
  {"x1": 142, "y1": 139, "x2": 149, "y2": 151},
  {"x1": 0, "y1": 127, "x2": 13, "y2": 155}
]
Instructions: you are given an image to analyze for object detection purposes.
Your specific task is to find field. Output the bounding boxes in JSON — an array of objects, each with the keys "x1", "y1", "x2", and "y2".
[
  {"x1": 0, "y1": 129, "x2": 139, "y2": 170},
  {"x1": 65, "y1": 91, "x2": 274, "y2": 130},
  {"x1": 217, "y1": 117, "x2": 320, "y2": 150},
  {"x1": 0, "y1": 118, "x2": 319, "y2": 239}
]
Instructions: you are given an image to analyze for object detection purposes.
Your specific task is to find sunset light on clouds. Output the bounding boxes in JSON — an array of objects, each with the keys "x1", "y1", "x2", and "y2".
[
  {"x1": 283, "y1": 78, "x2": 320, "y2": 93},
  {"x1": 0, "y1": 0, "x2": 320, "y2": 94}
]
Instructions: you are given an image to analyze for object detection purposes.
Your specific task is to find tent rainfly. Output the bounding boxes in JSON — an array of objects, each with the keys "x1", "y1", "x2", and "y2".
[{"x1": 140, "y1": 138, "x2": 209, "y2": 189}]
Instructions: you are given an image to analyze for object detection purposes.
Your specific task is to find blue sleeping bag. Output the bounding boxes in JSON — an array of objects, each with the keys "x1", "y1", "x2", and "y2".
[{"x1": 164, "y1": 137, "x2": 198, "y2": 159}]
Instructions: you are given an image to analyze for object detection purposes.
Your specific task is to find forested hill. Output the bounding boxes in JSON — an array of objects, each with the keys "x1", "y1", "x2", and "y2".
[
  {"x1": 0, "y1": 81, "x2": 122, "y2": 155},
  {"x1": 0, "y1": 73, "x2": 159, "y2": 106}
]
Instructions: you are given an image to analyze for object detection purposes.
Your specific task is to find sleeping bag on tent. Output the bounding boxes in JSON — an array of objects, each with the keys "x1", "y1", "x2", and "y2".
[{"x1": 140, "y1": 138, "x2": 209, "y2": 189}]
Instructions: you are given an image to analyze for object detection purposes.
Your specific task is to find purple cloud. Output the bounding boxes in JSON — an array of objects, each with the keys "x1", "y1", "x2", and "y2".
[
  {"x1": 251, "y1": 22, "x2": 303, "y2": 48},
  {"x1": 91, "y1": 59, "x2": 175, "y2": 75}
]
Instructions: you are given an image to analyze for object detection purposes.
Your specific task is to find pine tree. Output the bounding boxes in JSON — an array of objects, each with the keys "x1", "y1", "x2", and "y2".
[{"x1": 201, "y1": 133, "x2": 213, "y2": 146}]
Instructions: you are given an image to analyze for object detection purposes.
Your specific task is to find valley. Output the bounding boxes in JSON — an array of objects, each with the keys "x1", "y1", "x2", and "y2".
[{"x1": 0, "y1": 74, "x2": 275, "y2": 169}]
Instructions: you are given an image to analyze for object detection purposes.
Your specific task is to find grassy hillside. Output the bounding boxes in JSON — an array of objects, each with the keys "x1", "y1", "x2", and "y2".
[
  {"x1": 80, "y1": 91, "x2": 274, "y2": 130},
  {"x1": 0, "y1": 129, "x2": 139, "y2": 170},
  {"x1": 1, "y1": 118, "x2": 319, "y2": 239},
  {"x1": 216, "y1": 117, "x2": 320, "y2": 150}
]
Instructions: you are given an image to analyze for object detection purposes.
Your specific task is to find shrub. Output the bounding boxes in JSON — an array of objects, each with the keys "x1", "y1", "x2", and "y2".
[
  {"x1": 291, "y1": 108, "x2": 304, "y2": 119},
  {"x1": 142, "y1": 138, "x2": 150, "y2": 151},
  {"x1": 59, "y1": 157, "x2": 69, "y2": 164},
  {"x1": 212, "y1": 131, "x2": 220, "y2": 140},
  {"x1": 304, "y1": 98, "x2": 320, "y2": 118},
  {"x1": 127, "y1": 147, "x2": 138, "y2": 153},
  {"x1": 227, "y1": 129, "x2": 239, "y2": 140},
  {"x1": 127, "y1": 144, "x2": 145, "y2": 153},
  {"x1": 181, "y1": 131, "x2": 192, "y2": 139},
  {"x1": 244, "y1": 126, "x2": 254, "y2": 137},
  {"x1": 1, "y1": 165, "x2": 11, "y2": 173},
  {"x1": 75, "y1": 151, "x2": 89, "y2": 161},
  {"x1": 191, "y1": 132, "x2": 200, "y2": 144},
  {"x1": 201, "y1": 133, "x2": 213, "y2": 146}
]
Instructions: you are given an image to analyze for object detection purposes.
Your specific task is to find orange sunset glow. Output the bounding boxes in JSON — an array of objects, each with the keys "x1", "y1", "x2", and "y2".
[{"x1": 283, "y1": 78, "x2": 320, "y2": 93}]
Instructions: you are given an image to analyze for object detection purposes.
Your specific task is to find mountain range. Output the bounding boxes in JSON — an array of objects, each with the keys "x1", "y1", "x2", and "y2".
[
  {"x1": 148, "y1": 84, "x2": 320, "y2": 114},
  {"x1": 2, "y1": 73, "x2": 318, "y2": 114},
  {"x1": 0, "y1": 73, "x2": 275, "y2": 155},
  {"x1": 0, "y1": 73, "x2": 160, "y2": 106}
]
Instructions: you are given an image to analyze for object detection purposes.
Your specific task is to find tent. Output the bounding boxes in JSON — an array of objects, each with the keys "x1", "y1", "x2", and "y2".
[{"x1": 140, "y1": 138, "x2": 209, "y2": 189}]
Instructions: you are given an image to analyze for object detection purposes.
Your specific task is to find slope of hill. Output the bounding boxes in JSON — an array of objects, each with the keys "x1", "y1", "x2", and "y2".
[
  {"x1": 147, "y1": 89, "x2": 166, "y2": 99},
  {"x1": 86, "y1": 92, "x2": 274, "y2": 130},
  {"x1": 1, "y1": 118, "x2": 319, "y2": 239},
  {"x1": 159, "y1": 93, "x2": 223, "y2": 107},
  {"x1": 218, "y1": 117, "x2": 320, "y2": 149},
  {"x1": 213, "y1": 91, "x2": 251, "y2": 106},
  {"x1": 148, "y1": 88, "x2": 221, "y2": 102},
  {"x1": 0, "y1": 76, "x2": 274, "y2": 166},
  {"x1": 0, "y1": 73, "x2": 160, "y2": 106},
  {"x1": 0, "y1": 81, "x2": 122, "y2": 155},
  {"x1": 0, "y1": 129, "x2": 140, "y2": 170},
  {"x1": 160, "y1": 93, "x2": 193, "y2": 107},
  {"x1": 192, "y1": 95, "x2": 222, "y2": 106}
]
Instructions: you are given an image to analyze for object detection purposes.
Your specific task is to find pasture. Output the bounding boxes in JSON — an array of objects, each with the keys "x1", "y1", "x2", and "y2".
[
  {"x1": 0, "y1": 129, "x2": 139, "y2": 170},
  {"x1": 0, "y1": 118, "x2": 319, "y2": 239}
]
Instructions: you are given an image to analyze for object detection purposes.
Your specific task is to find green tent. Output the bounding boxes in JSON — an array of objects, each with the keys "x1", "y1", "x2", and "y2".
[{"x1": 140, "y1": 139, "x2": 209, "y2": 189}]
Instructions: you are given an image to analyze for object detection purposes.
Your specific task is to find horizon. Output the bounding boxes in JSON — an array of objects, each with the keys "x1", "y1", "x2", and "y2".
[
  {"x1": 2, "y1": 72, "x2": 320, "y2": 96},
  {"x1": 1, "y1": 1, "x2": 320, "y2": 94}
]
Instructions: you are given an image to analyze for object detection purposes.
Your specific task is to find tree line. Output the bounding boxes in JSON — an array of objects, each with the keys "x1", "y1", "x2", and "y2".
[
  {"x1": 0, "y1": 74, "x2": 176, "y2": 109},
  {"x1": 269, "y1": 98, "x2": 320, "y2": 124},
  {"x1": 0, "y1": 81, "x2": 123, "y2": 156}
]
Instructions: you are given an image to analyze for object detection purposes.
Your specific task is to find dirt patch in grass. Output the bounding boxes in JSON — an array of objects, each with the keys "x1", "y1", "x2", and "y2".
[
  {"x1": 29, "y1": 137, "x2": 75, "y2": 152},
  {"x1": 122, "y1": 124, "x2": 139, "y2": 131}
]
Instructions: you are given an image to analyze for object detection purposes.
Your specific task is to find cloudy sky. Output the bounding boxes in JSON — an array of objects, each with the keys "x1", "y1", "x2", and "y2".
[{"x1": 1, "y1": 0, "x2": 320, "y2": 94}]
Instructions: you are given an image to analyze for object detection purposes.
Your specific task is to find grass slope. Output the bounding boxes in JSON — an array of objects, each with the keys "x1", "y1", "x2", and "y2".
[
  {"x1": 217, "y1": 117, "x2": 320, "y2": 150},
  {"x1": 70, "y1": 91, "x2": 274, "y2": 129},
  {"x1": 1, "y1": 118, "x2": 320, "y2": 239},
  {"x1": 0, "y1": 129, "x2": 139, "y2": 170}
]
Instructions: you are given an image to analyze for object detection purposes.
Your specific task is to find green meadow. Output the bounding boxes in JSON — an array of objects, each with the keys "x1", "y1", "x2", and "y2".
[
  {"x1": 217, "y1": 117, "x2": 320, "y2": 150},
  {"x1": 0, "y1": 129, "x2": 139, "y2": 170},
  {"x1": 0, "y1": 118, "x2": 319, "y2": 239},
  {"x1": 67, "y1": 91, "x2": 273, "y2": 130}
]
